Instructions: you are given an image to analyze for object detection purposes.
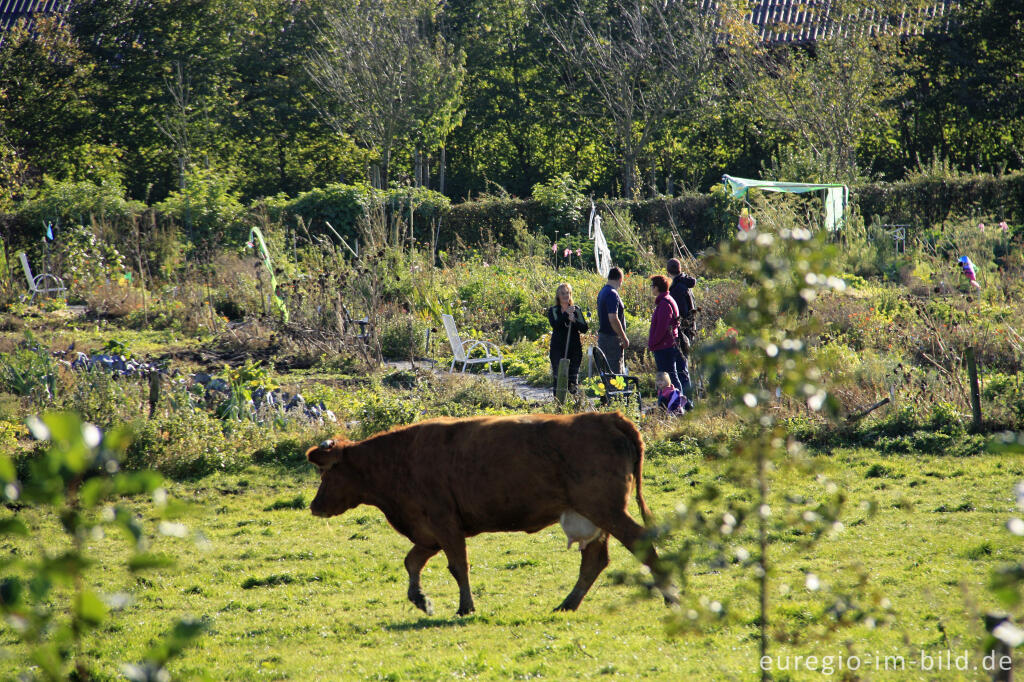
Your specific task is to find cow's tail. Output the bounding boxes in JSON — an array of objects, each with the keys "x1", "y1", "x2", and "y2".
[{"x1": 612, "y1": 412, "x2": 653, "y2": 526}]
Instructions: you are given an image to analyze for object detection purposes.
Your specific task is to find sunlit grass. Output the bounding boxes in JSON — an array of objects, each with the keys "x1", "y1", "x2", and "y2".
[{"x1": 2, "y1": 449, "x2": 1020, "y2": 680}]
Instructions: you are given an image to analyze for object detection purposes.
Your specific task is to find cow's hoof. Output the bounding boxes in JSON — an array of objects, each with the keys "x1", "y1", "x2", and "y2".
[
  {"x1": 553, "y1": 602, "x2": 579, "y2": 613},
  {"x1": 456, "y1": 606, "x2": 475, "y2": 617}
]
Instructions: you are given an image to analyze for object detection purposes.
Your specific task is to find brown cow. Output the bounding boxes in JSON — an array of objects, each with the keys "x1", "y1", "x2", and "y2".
[{"x1": 306, "y1": 411, "x2": 678, "y2": 615}]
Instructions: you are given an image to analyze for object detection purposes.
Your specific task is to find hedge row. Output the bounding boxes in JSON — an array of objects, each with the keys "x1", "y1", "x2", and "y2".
[
  {"x1": 853, "y1": 172, "x2": 1024, "y2": 227},
  {"x1": 3, "y1": 171, "x2": 1023, "y2": 252},
  {"x1": 439, "y1": 191, "x2": 732, "y2": 252}
]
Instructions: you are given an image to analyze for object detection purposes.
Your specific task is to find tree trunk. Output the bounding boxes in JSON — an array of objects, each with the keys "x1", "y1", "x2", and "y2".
[
  {"x1": 621, "y1": 152, "x2": 639, "y2": 200},
  {"x1": 439, "y1": 146, "x2": 446, "y2": 196}
]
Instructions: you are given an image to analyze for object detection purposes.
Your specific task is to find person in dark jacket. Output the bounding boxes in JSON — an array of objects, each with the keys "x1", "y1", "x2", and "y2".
[
  {"x1": 667, "y1": 258, "x2": 697, "y2": 343},
  {"x1": 647, "y1": 275, "x2": 693, "y2": 410},
  {"x1": 548, "y1": 282, "x2": 588, "y2": 396}
]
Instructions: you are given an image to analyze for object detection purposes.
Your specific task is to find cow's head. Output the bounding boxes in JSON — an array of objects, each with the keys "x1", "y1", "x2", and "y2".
[{"x1": 306, "y1": 438, "x2": 360, "y2": 518}]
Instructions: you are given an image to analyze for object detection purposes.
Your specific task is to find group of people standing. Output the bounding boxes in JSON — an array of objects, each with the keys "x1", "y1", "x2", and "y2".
[{"x1": 547, "y1": 259, "x2": 698, "y2": 413}]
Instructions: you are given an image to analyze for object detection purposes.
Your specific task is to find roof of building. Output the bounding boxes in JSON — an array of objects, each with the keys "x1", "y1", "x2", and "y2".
[
  {"x1": 0, "y1": 0, "x2": 68, "y2": 46},
  {"x1": 702, "y1": 0, "x2": 957, "y2": 44},
  {"x1": 2, "y1": 0, "x2": 957, "y2": 48}
]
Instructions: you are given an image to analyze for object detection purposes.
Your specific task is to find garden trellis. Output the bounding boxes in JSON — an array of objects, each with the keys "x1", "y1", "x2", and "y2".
[{"x1": 723, "y1": 175, "x2": 849, "y2": 232}]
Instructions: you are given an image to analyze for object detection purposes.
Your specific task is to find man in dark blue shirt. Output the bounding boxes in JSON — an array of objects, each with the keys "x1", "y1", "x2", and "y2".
[{"x1": 596, "y1": 268, "x2": 628, "y2": 373}]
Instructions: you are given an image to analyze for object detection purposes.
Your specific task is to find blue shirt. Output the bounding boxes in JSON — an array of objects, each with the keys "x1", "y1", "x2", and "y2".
[{"x1": 596, "y1": 284, "x2": 625, "y2": 335}]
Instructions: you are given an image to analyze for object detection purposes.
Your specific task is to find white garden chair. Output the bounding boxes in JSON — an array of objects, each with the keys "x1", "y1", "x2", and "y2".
[
  {"x1": 19, "y1": 252, "x2": 66, "y2": 302},
  {"x1": 441, "y1": 314, "x2": 503, "y2": 375}
]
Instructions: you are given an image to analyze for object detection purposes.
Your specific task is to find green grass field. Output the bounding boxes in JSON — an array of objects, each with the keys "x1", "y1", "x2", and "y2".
[{"x1": 3, "y1": 445, "x2": 1021, "y2": 681}]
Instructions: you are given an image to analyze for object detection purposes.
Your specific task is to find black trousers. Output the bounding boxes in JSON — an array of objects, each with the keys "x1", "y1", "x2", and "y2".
[{"x1": 550, "y1": 354, "x2": 582, "y2": 395}]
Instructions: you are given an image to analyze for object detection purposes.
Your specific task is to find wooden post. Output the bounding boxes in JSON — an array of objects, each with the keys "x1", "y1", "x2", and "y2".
[
  {"x1": 148, "y1": 371, "x2": 161, "y2": 418},
  {"x1": 967, "y1": 346, "x2": 982, "y2": 430}
]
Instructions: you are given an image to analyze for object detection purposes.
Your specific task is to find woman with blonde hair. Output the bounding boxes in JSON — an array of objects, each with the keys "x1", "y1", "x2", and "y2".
[{"x1": 548, "y1": 282, "x2": 588, "y2": 397}]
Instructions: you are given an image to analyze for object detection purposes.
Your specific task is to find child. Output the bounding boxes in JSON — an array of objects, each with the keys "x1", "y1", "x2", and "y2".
[{"x1": 656, "y1": 371, "x2": 691, "y2": 414}]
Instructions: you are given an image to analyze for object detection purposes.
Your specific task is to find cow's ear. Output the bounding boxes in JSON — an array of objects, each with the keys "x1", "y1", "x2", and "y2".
[{"x1": 306, "y1": 439, "x2": 347, "y2": 468}]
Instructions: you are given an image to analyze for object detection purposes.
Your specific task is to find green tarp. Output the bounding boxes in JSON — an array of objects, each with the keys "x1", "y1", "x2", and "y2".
[{"x1": 723, "y1": 175, "x2": 849, "y2": 232}]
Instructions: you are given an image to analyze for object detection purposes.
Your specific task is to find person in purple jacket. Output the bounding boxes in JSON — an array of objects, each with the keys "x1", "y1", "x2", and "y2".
[{"x1": 647, "y1": 275, "x2": 693, "y2": 410}]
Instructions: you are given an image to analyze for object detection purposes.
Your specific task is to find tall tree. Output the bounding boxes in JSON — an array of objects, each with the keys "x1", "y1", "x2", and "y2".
[
  {"x1": 905, "y1": 0, "x2": 1024, "y2": 172},
  {"x1": 730, "y1": 0, "x2": 928, "y2": 182},
  {"x1": 0, "y1": 16, "x2": 107, "y2": 187},
  {"x1": 538, "y1": 0, "x2": 717, "y2": 198},
  {"x1": 67, "y1": 0, "x2": 235, "y2": 200},
  {"x1": 308, "y1": 0, "x2": 466, "y2": 189},
  {"x1": 212, "y1": 0, "x2": 365, "y2": 198}
]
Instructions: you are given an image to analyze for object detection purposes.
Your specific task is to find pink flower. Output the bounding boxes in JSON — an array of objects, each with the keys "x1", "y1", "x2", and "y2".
[
  {"x1": 552, "y1": 243, "x2": 558, "y2": 253},
  {"x1": 563, "y1": 248, "x2": 571, "y2": 258},
  {"x1": 977, "y1": 222, "x2": 985, "y2": 231},
  {"x1": 575, "y1": 249, "x2": 582, "y2": 257},
  {"x1": 999, "y1": 221, "x2": 1009, "y2": 231}
]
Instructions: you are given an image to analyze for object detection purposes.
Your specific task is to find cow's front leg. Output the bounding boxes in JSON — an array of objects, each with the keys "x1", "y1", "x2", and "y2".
[
  {"x1": 555, "y1": 533, "x2": 609, "y2": 612},
  {"x1": 441, "y1": 536, "x2": 475, "y2": 616},
  {"x1": 405, "y1": 544, "x2": 440, "y2": 616}
]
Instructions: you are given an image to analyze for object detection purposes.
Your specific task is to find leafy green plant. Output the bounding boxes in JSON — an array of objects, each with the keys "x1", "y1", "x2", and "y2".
[
  {"x1": 355, "y1": 393, "x2": 420, "y2": 440},
  {"x1": 0, "y1": 335, "x2": 57, "y2": 403},
  {"x1": 379, "y1": 314, "x2": 428, "y2": 359},
  {"x1": 156, "y1": 167, "x2": 245, "y2": 246},
  {"x1": 216, "y1": 360, "x2": 276, "y2": 422},
  {"x1": 100, "y1": 338, "x2": 132, "y2": 358},
  {"x1": 0, "y1": 412, "x2": 204, "y2": 680},
  {"x1": 532, "y1": 173, "x2": 586, "y2": 228},
  {"x1": 502, "y1": 309, "x2": 548, "y2": 343}
]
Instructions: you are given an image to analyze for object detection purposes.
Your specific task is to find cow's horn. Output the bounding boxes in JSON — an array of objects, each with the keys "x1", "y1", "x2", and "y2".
[{"x1": 319, "y1": 439, "x2": 335, "y2": 450}]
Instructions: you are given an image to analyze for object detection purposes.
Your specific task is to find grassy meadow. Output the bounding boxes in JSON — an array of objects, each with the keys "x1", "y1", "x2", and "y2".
[{"x1": 2, "y1": 443, "x2": 1021, "y2": 680}]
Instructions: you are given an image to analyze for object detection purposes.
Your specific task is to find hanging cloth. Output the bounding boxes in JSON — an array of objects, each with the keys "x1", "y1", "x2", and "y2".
[
  {"x1": 588, "y1": 199, "x2": 612, "y2": 278},
  {"x1": 593, "y1": 216, "x2": 611, "y2": 279},
  {"x1": 723, "y1": 175, "x2": 848, "y2": 232}
]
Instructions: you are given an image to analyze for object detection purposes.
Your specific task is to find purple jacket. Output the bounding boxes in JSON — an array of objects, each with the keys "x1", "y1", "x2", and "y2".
[{"x1": 648, "y1": 293, "x2": 679, "y2": 351}]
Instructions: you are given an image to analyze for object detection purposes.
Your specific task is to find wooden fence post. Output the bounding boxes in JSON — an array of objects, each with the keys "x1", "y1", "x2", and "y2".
[{"x1": 966, "y1": 346, "x2": 982, "y2": 430}]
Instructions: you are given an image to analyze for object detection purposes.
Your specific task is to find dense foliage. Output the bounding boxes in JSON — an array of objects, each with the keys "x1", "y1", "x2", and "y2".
[{"x1": 0, "y1": 0, "x2": 1020, "y2": 209}]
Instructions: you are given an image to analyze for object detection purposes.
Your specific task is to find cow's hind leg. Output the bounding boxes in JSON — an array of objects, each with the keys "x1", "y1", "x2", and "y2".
[
  {"x1": 599, "y1": 512, "x2": 679, "y2": 606},
  {"x1": 554, "y1": 533, "x2": 609, "y2": 612},
  {"x1": 405, "y1": 544, "x2": 440, "y2": 615},
  {"x1": 440, "y1": 536, "x2": 475, "y2": 616}
]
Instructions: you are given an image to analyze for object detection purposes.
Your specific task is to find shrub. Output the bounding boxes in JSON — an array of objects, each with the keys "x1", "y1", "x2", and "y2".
[
  {"x1": 156, "y1": 168, "x2": 245, "y2": 246},
  {"x1": 532, "y1": 173, "x2": 586, "y2": 228},
  {"x1": 379, "y1": 314, "x2": 429, "y2": 359},
  {"x1": 926, "y1": 401, "x2": 966, "y2": 436},
  {"x1": 503, "y1": 310, "x2": 548, "y2": 342},
  {"x1": 284, "y1": 183, "x2": 376, "y2": 242},
  {"x1": 14, "y1": 177, "x2": 143, "y2": 240},
  {"x1": 355, "y1": 393, "x2": 420, "y2": 440},
  {"x1": 283, "y1": 183, "x2": 449, "y2": 244}
]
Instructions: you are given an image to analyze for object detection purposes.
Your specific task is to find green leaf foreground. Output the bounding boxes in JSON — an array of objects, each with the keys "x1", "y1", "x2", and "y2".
[{"x1": 0, "y1": 412, "x2": 203, "y2": 680}]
